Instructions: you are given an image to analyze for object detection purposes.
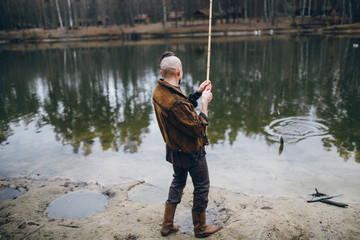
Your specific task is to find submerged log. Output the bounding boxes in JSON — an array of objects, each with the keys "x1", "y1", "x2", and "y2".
[
  {"x1": 319, "y1": 199, "x2": 348, "y2": 208},
  {"x1": 307, "y1": 188, "x2": 348, "y2": 208}
]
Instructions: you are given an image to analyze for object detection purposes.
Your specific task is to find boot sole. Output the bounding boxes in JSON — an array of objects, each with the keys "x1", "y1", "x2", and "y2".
[
  {"x1": 161, "y1": 229, "x2": 179, "y2": 236},
  {"x1": 195, "y1": 233, "x2": 211, "y2": 238}
]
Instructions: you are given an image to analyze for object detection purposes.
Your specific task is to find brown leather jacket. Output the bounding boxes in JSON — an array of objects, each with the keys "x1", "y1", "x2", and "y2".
[{"x1": 153, "y1": 79, "x2": 209, "y2": 154}]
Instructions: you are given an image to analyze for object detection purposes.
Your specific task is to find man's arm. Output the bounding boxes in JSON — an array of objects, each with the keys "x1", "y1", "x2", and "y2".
[
  {"x1": 167, "y1": 81, "x2": 212, "y2": 138},
  {"x1": 188, "y1": 91, "x2": 202, "y2": 108},
  {"x1": 168, "y1": 101, "x2": 208, "y2": 138}
]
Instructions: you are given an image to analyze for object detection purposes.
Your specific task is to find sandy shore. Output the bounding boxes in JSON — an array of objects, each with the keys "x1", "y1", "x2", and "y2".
[{"x1": 0, "y1": 177, "x2": 359, "y2": 240}]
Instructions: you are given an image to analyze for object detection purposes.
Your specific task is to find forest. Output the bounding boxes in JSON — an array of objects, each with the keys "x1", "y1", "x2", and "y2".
[{"x1": 1, "y1": 0, "x2": 359, "y2": 30}]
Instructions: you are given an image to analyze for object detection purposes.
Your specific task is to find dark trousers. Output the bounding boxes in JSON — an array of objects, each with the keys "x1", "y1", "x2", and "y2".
[{"x1": 166, "y1": 155, "x2": 210, "y2": 212}]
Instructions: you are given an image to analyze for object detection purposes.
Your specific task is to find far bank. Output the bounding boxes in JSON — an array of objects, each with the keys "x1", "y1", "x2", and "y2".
[{"x1": 1, "y1": 21, "x2": 360, "y2": 44}]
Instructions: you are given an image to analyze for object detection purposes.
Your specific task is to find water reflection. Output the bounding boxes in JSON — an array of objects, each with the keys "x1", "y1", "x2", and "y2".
[
  {"x1": 1, "y1": 46, "x2": 157, "y2": 155},
  {"x1": 0, "y1": 51, "x2": 40, "y2": 143},
  {"x1": 0, "y1": 36, "x2": 359, "y2": 163},
  {"x1": 207, "y1": 36, "x2": 360, "y2": 163}
]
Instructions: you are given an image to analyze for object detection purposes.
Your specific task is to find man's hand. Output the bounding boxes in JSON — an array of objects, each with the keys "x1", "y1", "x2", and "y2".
[
  {"x1": 202, "y1": 89, "x2": 213, "y2": 104},
  {"x1": 199, "y1": 81, "x2": 212, "y2": 117},
  {"x1": 197, "y1": 80, "x2": 212, "y2": 93}
]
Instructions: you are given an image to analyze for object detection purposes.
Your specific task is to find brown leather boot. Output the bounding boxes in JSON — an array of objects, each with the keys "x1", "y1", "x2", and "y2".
[
  {"x1": 161, "y1": 203, "x2": 179, "y2": 236},
  {"x1": 192, "y1": 210, "x2": 222, "y2": 238}
]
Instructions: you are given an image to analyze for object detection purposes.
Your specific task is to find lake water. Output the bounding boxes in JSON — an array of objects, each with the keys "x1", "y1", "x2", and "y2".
[{"x1": 1, "y1": 35, "x2": 359, "y2": 203}]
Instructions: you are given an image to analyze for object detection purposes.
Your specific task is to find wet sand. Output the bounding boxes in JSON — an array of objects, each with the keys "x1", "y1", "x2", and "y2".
[{"x1": 1, "y1": 177, "x2": 359, "y2": 240}]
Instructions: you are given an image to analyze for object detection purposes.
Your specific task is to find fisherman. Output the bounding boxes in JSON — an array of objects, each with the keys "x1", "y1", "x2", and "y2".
[{"x1": 152, "y1": 51, "x2": 222, "y2": 238}]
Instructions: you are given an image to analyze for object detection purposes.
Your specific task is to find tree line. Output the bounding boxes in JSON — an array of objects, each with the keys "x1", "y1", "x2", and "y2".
[{"x1": 1, "y1": 0, "x2": 359, "y2": 30}]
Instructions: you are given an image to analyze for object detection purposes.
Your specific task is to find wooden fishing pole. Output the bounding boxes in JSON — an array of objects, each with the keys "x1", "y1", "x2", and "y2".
[
  {"x1": 206, "y1": 0, "x2": 213, "y2": 82},
  {"x1": 205, "y1": 0, "x2": 213, "y2": 134}
]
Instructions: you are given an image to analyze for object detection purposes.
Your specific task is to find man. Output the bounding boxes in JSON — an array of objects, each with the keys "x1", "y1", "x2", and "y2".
[{"x1": 152, "y1": 51, "x2": 222, "y2": 238}]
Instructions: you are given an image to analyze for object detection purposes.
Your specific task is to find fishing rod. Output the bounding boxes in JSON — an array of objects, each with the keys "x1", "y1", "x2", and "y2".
[
  {"x1": 204, "y1": 0, "x2": 213, "y2": 135},
  {"x1": 206, "y1": 0, "x2": 213, "y2": 82}
]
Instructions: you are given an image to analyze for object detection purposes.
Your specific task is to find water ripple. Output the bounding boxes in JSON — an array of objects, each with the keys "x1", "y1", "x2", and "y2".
[{"x1": 264, "y1": 116, "x2": 329, "y2": 144}]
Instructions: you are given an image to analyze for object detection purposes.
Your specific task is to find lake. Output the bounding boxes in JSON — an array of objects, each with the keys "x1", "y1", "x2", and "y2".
[{"x1": 1, "y1": 35, "x2": 359, "y2": 204}]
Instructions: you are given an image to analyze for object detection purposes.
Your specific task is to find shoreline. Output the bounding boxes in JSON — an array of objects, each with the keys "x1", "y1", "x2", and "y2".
[
  {"x1": 0, "y1": 32, "x2": 358, "y2": 53},
  {"x1": 1, "y1": 22, "x2": 360, "y2": 45},
  {"x1": 1, "y1": 177, "x2": 359, "y2": 239}
]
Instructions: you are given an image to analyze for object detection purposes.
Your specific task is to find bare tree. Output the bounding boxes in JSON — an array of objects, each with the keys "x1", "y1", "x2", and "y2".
[
  {"x1": 39, "y1": 0, "x2": 48, "y2": 28},
  {"x1": 1, "y1": 0, "x2": 360, "y2": 31},
  {"x1": 162, "y1": 0, "x2": 167, "y2": 28},
  {"x1": 67, "y1": 0, "x2": 73, "y2": 28},
  {"x1": 171, "y1": 0, "x2": 178, "y2": 28},
  {"x1": 264, "y1": 0, "x2": 268, "y2": 24},
  {"x1": 243, "y1": 0, "x2": 248, "y2": 22},
  {"x1": 301, "y1": 0, "x2": 306, "y2": 22},
  {"x1": 4, "y1": 0, "x2": 14, "y2": 29},
  {"x1": 341, "y1": 0, "x2": 345, "y2": 24},
  {"x1": 349, "y1": 0, "x2": 352, "y2": 24},
  {"x1": 218, "y1": 0, "x2": 224, "y2": 23},
  {"x1": 270, "y1": 0, "x2": 274, "y2": 25},
  {"x1": 55, "y1": 0, "x2": 64, "y2": 28},
  {"x1": 126, "y1": 0, "x2": 134, "y2": 26},
  {"x1": 225, "y1": 0, "x2": 230, "y2": 23}
]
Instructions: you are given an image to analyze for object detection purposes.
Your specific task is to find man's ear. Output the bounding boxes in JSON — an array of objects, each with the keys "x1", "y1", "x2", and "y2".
[
  {"x1": 177, "y1": 69, "x2": 180, "y2": 76},
  {"x1": 160, "y1": 70, "x2": 164, "y2": 76}
]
